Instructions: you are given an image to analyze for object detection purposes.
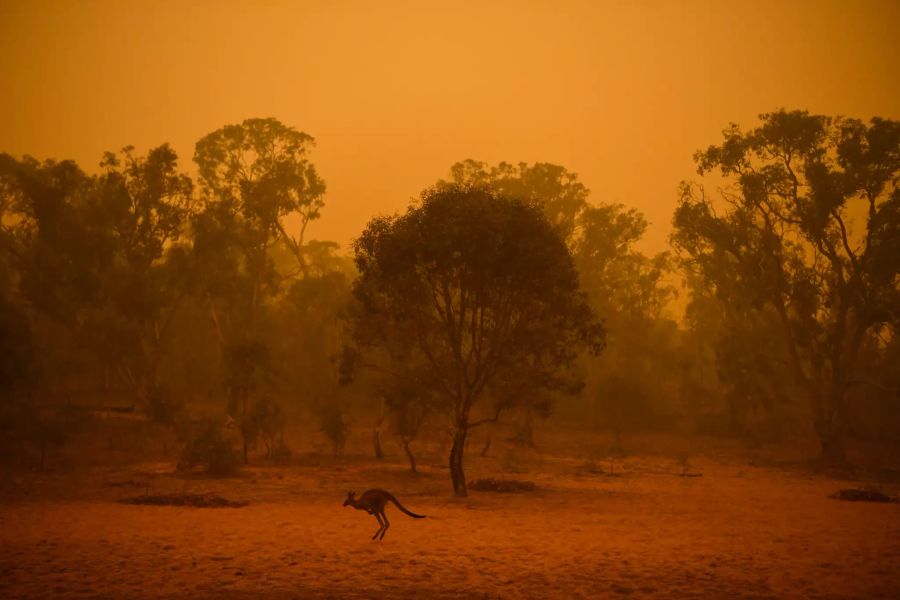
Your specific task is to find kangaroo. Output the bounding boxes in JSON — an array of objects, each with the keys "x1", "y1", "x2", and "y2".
[{"x1": 342, "y1": 489, "x2": 425, "y2": 540}]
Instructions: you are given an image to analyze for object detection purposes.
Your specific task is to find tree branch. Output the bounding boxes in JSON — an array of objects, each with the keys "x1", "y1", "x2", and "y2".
[{"x1": 467, "y1": 403, "x2": 505, "y2": 429}]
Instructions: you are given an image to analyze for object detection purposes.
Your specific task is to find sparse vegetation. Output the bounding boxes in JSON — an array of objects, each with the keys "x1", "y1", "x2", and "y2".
[
  {"x1": 0, "y1": 3, "x2": 897, "y2": 592},
  {"x1": 120, "y1": 493, "x2": 248, "y2": 508},
  {"x1": 176, "y1": 420, "x2": 241, "y2": 476},
  {"x1": 316, "y1": 402, "x2": 348, "y2": 457},
  {"x1": 469, "y1": 478, "x2": 537, "y2": 493}
]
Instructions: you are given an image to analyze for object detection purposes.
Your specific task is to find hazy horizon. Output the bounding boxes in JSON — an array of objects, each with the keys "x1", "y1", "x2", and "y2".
[
  {"x1": 3, "y1": 3, "x2": 900, "y2": 598},
  {"x1": 2, "y1": 0, "x2": 898, "y2": 254}
]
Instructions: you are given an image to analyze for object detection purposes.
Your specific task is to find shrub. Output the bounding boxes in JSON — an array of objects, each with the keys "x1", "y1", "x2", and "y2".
[{"x1": 177, "y1": 420, "x2": 240, "y2": 476}]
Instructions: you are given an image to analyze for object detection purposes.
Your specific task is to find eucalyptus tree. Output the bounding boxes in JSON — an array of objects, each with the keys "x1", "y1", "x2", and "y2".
[
  {"x1": 0, "y1": 145, "x2": 193, "y2": 414},
  {"x1": 672, "y1": 110, "x2": 899, "y2": 462},
  {"x1": 441, "y1": 160, "x2": 674, "y2": 445},
  {"x1": 351, "y1": 185, "x2": 604, "y2": 495},
  {"x1": 192, "y1": 118, "x2": 326, "y2": 462}
]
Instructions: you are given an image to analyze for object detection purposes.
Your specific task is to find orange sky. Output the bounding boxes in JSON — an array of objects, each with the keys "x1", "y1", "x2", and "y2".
[{"x1": 1, "y1": 0, "x2": 898, "y2": 254}]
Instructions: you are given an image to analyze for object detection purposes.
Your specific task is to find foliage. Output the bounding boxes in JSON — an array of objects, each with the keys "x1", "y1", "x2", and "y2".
[
  {"x1": 672, "y1": 109, "x2": 900, "y2": 461},
  {"x1": 0, "y1": 146, "x2": 193, "y2": 409},
  {"x1": 574, "y1": 204, "x2": 674, "y2": 321},
  {"x1": 441, "y1": 160, "x2": 678, "y2": 447},
  {"x1": 350, "y1": 184, "x2": 604, "y2": 495},
  {"x1": 192, "y1": 117, "x2": 329, "y2": 463},
  {"x1": 194, "y1": 117, "x2": 325, "y2": 280},
  {"x1": 439, "y1": 160, "x2": 590, "y2": 241}
]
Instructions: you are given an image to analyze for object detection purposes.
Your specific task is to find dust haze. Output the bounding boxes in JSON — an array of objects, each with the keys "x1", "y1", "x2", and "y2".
[{"x1": 1, "y1": 1, "x2": 899, "y2": 599}]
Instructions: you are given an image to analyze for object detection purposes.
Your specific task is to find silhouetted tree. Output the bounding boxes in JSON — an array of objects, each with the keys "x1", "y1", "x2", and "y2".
[
  {"x1": 683, "y1": 273, "x2": 799, "y2": 442},
  {"x1": 0, "y1": 267, "x2": 40, "y2": 465},
  {"x1": 383, "y1": 378, "x2": 439, "y2": 473},
  {"x1": 0, "y1": 146, "x2": 193, "y2": 411},
  {"x1": 193, "y1": 118, "x2": 326, "y2": 461},
  {"x1": 672, "y1": 109, "x2": 900, "y2": 462},
  {"x1": 194, "y1": 117, "x2": 325, "y2": 287},
  {"x1": 441, "y1": 161, "x2": 677, "y2": 447},
  {"x1": 575, "y1": 202, "x2": 678, "y2": 447},
  {"x1": 351, "y1": 185, "x2": 604, "y2": 496},
  {"x1": 439, "y1": 160, "x2": 589, "y2": 243}
]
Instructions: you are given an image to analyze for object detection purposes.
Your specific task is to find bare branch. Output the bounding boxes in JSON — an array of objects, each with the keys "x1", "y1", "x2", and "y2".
[{"x1": 467, "y1": 403, "x2": 505, "y2": 429}]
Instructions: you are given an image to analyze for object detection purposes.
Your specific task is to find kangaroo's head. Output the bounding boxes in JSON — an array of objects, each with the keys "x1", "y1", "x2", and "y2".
[{"x1": 343, "y1": 491, "x2": 356, "y2": 507}]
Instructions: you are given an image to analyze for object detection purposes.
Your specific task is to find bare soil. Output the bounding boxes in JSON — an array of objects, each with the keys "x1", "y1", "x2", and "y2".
[{"x1": 1, "y1": 431, "x2": 899, "y2": 599}]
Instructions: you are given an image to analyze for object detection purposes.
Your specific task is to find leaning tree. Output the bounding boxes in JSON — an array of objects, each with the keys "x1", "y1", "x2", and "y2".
[
  {"x1": 350, "y1": 185, "x2": 605, "y2": 496},
  {"x1": 672, "y1": 109, "x2": 899, "y2": 462}
]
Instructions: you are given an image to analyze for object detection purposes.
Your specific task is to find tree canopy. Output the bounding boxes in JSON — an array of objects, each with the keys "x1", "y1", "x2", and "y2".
[
  {"x1": 350, "y1": 184, "x2": 605, "y2": 495},
  {"x1": 672, "y1": 109, "x2": 900, "y2": 461}
]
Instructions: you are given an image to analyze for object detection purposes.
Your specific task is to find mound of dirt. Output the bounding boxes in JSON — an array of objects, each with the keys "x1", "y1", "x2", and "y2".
[
  {"x1": 829, "y1": 489, "x2": 898, "y2": 503},
  {"x1": 119, "y1": 493, "x2": 248, "y2": 508},
  {"x1": 470, "y1": 478, "x2": 536, "y2": 493}
]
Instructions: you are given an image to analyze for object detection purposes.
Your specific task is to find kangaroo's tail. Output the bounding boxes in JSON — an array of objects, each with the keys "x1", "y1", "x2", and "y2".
[{"x1": 387, "y1": 493, "x2": 426, "y2": 518}]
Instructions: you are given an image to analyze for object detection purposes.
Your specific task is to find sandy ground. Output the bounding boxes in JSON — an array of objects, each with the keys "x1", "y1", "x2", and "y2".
[{"x1": 1, "y1": 448, "x2": 899, "y2": 599}]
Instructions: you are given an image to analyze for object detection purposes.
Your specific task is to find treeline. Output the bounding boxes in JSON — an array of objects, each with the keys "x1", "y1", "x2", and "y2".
[{"x1": 0, "y1": 111, "x2": 897, "y2": 491}]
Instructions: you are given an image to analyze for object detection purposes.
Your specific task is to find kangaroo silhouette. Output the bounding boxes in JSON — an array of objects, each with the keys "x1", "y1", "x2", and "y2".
[{"x1": 342, "y1": 489, "x2": 425, "y2": 540}]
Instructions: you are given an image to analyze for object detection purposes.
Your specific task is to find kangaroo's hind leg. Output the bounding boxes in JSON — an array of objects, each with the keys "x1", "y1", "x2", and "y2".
[
  {"x1": 378, "y1": 511, "x2": 390, "y2": 540},
  {"x1": 371, "y1": 511, "x2": 385, "y2": 540}
]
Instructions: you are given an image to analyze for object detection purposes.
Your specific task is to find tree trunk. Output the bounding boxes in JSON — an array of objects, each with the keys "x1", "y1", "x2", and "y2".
[
  {"x1": 479, "y1": 434, "x2": 491, "y2": 457},
  {"x1": 373, "y1": 428, "x2": 384, "y2": 459},
  {"x1": 241, "y1": 387, "x2": 250, "y2": 465},
  {"x1": 373, "y1": 397, "x2": 386, "y2": 459},
  {"x1": 449, "y1": 427, "x2": 468, "y2": 497},
  {"x1": 403, "y1": 438, "x2": 417, "y2": 473}
]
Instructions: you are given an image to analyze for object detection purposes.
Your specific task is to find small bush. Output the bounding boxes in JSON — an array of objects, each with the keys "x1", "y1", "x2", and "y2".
[
  {"x1": 146, "y1": 384, "x2": 185, "y2": 425},
  {"x1": 177, "y1": 420, "x2": 240, "y2": 476},
  {"x1": 0, "y1": 398, "x2": 69, "y2": 469}
]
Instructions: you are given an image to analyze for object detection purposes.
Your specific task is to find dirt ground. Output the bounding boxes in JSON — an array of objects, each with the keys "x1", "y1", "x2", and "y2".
[{"x1": 1, "y1": 432, "x2": 899, "y2": 599}]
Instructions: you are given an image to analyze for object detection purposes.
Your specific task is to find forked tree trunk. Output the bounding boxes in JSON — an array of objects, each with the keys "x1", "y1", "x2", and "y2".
[{"x1": 449, "y1": 427, "x2": 468, "y2": 497}]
